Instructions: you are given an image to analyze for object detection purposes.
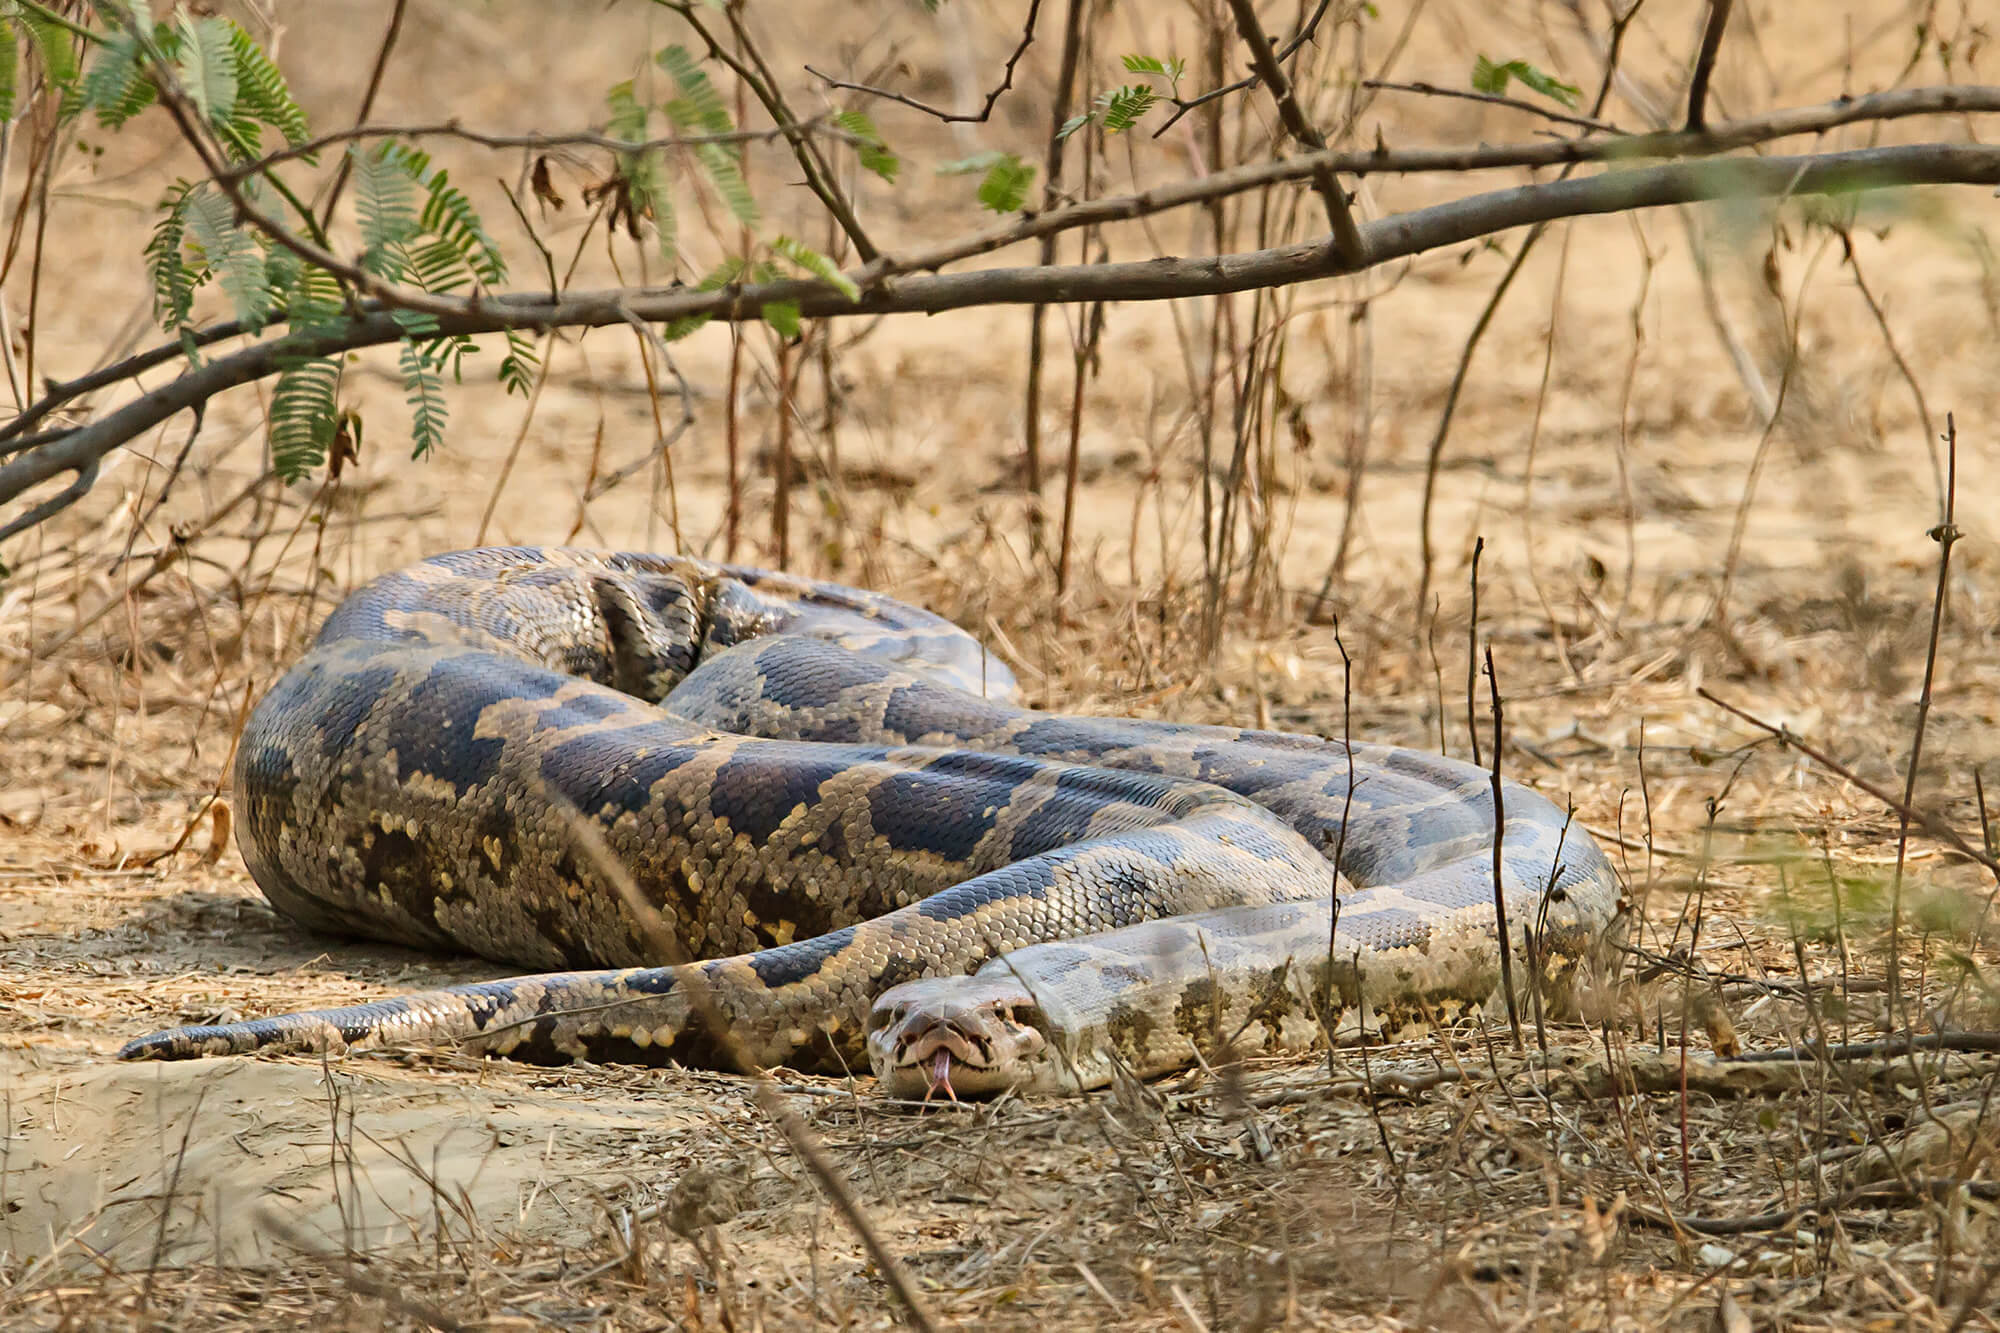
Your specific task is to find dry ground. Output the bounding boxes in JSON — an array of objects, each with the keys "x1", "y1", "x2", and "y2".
[{"x1": 4, "y1": 1, "x2": 2000, "y2": 1328}]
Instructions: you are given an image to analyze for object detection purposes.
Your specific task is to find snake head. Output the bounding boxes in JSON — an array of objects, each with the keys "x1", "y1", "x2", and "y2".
[{"x1": 867, "y1": 977, "x2": 1049, "y2": 1100}]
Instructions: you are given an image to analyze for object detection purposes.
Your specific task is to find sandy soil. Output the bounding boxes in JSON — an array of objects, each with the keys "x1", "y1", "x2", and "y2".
[{"x1": 3, "y1": 1, "x2": 1999, "y2": 1328}]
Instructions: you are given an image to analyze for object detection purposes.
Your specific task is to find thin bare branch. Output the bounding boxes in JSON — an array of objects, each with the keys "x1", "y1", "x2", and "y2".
[
  {"x1": 1697, "y1": 687, "x2": 2000, "y2": 880},
  {"x1": 57, "y1": 86, "x2": 2000, "y2": 402},
  {"x1": 221, "y1": 116, "x2": 853, "y2": 188},
  {"x1": 1630, "y1": 1177, "x2": 2000, "y2": 1237},
  {"x1": 1887, "y1": 415, "x2": 1961, "y2": 1026},
  {"x1": 1686, "y1": 0, "x2": 1734, "y2": 132},
  {"x1": 1364, "y1": 78, "x2": 1626, "y2": 134},
  {"x1": 1222, "y1": 0, "x2": 1366, "y2": 263},
  {"x1": 805, "y1": 0, "x2": 1042, "y2": 124},
  {"x1": 1021, "y1": 0, "x2": 1086, "y2": 549},
  {"x1": 1154, "y1": 0, "x2": 1338, "y2": 136},
  {"x1": 314, "y1": 0, "x2": 408, "y2": 231},
  {"x1": 673, "y1": 3, "x2": 880, "y2": 263},
  {"x1": 855, "y1": 84, "x2": 2000, "y2": 297}
]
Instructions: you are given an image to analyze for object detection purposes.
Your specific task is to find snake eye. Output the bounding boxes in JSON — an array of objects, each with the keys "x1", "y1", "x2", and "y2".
[{"x1": 998, "y1": 1004, "x2": 1042, "y2": 1030}]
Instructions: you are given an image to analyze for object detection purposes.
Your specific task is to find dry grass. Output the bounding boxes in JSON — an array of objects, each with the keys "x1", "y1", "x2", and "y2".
[{"x1": 4, "y1": 1, "x2": 2000, "y2": 1328}]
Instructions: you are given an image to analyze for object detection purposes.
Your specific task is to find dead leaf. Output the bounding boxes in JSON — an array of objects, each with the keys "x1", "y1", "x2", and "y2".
[
  {"x1": 202, "y1": 800, "x2": 232, "y2": 866},
  {"x1": 1580, "y1": 1191, "x2": 1625, "y2": 1262},
  {"x1": 532, "y1": 155, "x2": 565, "y2": 210}
]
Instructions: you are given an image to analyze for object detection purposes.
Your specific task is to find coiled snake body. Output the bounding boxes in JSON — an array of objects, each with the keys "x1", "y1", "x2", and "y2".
[{"x1": 121, "y1": 547, "x2": 1620, "y2": 1095}]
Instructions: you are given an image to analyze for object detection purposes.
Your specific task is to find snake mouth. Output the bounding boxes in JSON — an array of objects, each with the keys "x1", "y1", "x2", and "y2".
[{"x1": 867, "y1": 977, "x2": 1048, "y2": 1099}]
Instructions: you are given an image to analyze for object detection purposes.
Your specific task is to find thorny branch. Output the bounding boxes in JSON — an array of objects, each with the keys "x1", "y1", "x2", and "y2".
[
  {"x1": 6, "y1": 83, "x2": 1983, "y2": 465},
  {"x1": 1154, "y1": 0, "x2": 1339, "y2": 136},
  {"x1": 5, "y1": 139, "x2": 1999, "y2": 537},
  {"x1": 672, "y1": 2, "x2": 879, "y2": 263},
  {"x1": 219, "y1": 116, "x2": 860, "y2": 187},
  {"x1": 1222, "y1": 0, "x2": 1366, "y2": 262}
]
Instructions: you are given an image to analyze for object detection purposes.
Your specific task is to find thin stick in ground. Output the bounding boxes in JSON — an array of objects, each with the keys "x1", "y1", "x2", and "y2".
[
  {"x1": 554, "y1": 809, "x2": 943, "y2": 1333},
  {"x1": 1483, "y1": 646, "x2": 1522, "y2": 1051},
  {"x1": 1466, "y1": 534, "x2": 1483, "y2": 767},
  {"x1": 1887, "y1": 413, "x2": 1962, "y2": 1033}
]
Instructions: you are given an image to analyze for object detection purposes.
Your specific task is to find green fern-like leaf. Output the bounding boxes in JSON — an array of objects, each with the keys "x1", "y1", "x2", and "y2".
[
  {"x1": 353, "y1": 145, "x2": 421, "y2": 278},
  {"x1": 659, "y1": 256, "x2": 747, "y2": 342},
  {"x1": 660, "y1": 315, "x2": 707, "y2": 344},
  {"x1": 183, "y1": 184, "x2": 273, "y2": 328},
  {"x1": 657, "y1": 46, "x2": 755, "y2": 225},
  {"x1": 978, "y1": 155, "x2": 1035, "y2": 210},
  {"x1": 407, "y1": 236, "x2": 472, "y2": 293},
  {"x1": 0, "y1": 17, "x2": 17, "y2": 124},
  {"x1": 80, "y1": 32, "x2": 155, "y2": 129},
  {"x1": 498, "y1": 329, "x2": 539, "y2": 397},
  {"x1": 413, "y1": 330, "x2": 478, "y2": 382},
  {"x1": 658, "y1": 45, "x2": 730, "y2": 133},
  {"x1": 225, "y1": 21, "x2": 309, "y2": 148},
  {"x1": 144, "y1": 180, "x2": 201, "y2": 330},
  {"x1": 413, "y1": 163, "x2": 506, "y2": 286},
  {"x1": 1121, "y1": 53, "x2": 1186, "y2": 87},
  {"x1": 280, "y1": 254, "x2": 345, "y2": 333},
  {"x1": 772, "y1": 234, "x2": 858, "y2": 301},
  {"x1": 19, "y1": 10, "x2": 77, "y2": 91},
  {"x1": 354, "y1": 145, "x2": 510, "y2": 295},
  {"x1": 607, "y1": 80, "x2": 679, "y2": 262},
  {"x1": 695, "y1": 142, "x2": 758, "y2": 227},
  {"x1": 651, "y1": 178, "x2": 678, "y2": 266},
  {"x1": 606, "y1": 79, "x2": 647, "y2": 142},
  {"x1": 1095, "y1": 84, "x2": 1156, "y2": 133},
  {"x1": 389, "y1": 307, "x2": 439, "y2": 340},
  {"x1": 832, "y1": 109, "x2": 898, "y2": 184},
  {"x1": 269, "y1": 354, "x2": 340, "y2": 480},
  {"x1": 939, "y1": 151, "x2": 1039, "y2": 213},
  {"x1": 177, "y1": 14, "x2": 238, "y2": 129},
  {"x1": 0, "y1": 16, "x2": 18, "y2": 125},
  {"x1": 653, "y1": 43, "x2": 762, "y2": 226},
  {"x1": 762, "y1": 299, "x2": 800, "y2": 340},
  {"x1": 1470, "y1": 55, "x2": 1581, "y2": 108},
  {"x1": 398, "y1": 337, "x2": 449, "y2": 459}
]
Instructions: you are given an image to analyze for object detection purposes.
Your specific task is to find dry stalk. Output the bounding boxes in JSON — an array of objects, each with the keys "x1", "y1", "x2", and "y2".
[
  {"x1": 1483, "y1": 646, "x2": 1522, "y2": 1051},
  {"x1": 1887, "y1": 414, "x2": 1961, "y2": 1031},
  {"x1": 550, "y1": 808, "x2": 941, "y2": 1333}
]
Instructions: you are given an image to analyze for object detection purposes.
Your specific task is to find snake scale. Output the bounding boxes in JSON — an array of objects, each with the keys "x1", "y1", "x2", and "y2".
[{"x1": 120, "y1": 547, "x2": 1621, "y2": 1095}]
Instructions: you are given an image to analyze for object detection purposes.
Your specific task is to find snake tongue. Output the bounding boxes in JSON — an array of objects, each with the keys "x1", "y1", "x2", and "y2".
[{"x1": 927, "y1": 1048, "x2": 958, "y2": 1103}]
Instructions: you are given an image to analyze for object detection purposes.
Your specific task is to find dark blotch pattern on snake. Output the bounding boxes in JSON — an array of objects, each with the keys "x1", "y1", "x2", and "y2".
[{"x1": 120, "y1": 547, "x2": 1621, "y2": 1086}]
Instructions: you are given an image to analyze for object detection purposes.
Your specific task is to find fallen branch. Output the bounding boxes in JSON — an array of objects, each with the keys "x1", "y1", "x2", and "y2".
[
  {"x1": 1698, "y1": 688, "x2": 2000, "y2": 880},
  {"x1": 1249, "y1": 1039, "x2": 2000, "y2": 1108},
  {"x1": 1627, "y1": 1177, "x2": 2000, "y2": 1237}
]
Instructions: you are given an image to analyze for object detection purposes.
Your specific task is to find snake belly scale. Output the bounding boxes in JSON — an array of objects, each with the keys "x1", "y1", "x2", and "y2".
[{"x1": 120, "y1": 547, "x2": 1620, "y2": 1089}]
